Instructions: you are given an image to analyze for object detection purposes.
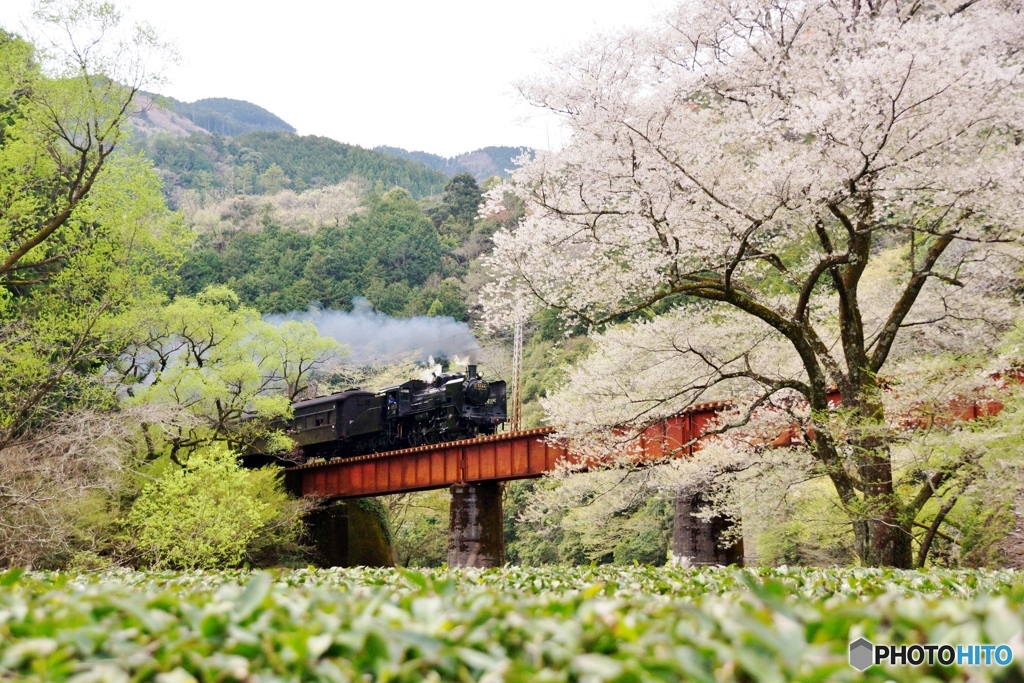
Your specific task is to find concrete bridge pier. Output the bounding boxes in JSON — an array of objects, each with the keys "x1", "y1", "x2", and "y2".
[
  {"x1": 306, "y1": 499, "x2": 395, "y2": 568},
  {"x1": 672, "y1": 488, "x2": 744, "y2": 566},
  {"x1": 448, "y1": 482, "x2": 505, "y2": 567}
]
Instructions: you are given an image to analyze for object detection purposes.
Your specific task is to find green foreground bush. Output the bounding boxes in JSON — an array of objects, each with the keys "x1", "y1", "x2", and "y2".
[
  {"x1": 127, "y1": 444, "x2": 305, "y2": 570},
  {"x1": 0, "y1": 566, "x2": 1021, "y2": 682}
]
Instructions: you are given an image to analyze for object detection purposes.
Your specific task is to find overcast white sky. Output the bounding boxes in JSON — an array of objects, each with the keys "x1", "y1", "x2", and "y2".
[{"x1": 2, "y1": 0, "x2": 676, "y2": 157}]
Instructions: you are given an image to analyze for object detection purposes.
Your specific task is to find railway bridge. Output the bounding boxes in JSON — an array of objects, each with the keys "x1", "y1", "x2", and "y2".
[
  {"x1": 286, "y1": 404, "x2": 733, "y2": 568},
  {"x1": 286, "y1": 392, "x2": 1007, "y2": 568}
]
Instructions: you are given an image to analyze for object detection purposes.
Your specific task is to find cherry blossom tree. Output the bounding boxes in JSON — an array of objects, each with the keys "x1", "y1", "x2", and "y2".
[{"x1": 484, "y1": 0, "x2": 1024, "y2": 566}]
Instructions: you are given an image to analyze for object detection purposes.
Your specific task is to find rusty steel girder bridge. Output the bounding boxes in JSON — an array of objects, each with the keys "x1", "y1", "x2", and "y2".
[
  {"x1": 286, "y1": 404, "x2": 728, "y2": 499},
  {"x1": 285, "y1": 392, "x2": 1007, "y2": 568},
  {"x1": 285, "y1": 404, "x2": 733, "y2": 568}
]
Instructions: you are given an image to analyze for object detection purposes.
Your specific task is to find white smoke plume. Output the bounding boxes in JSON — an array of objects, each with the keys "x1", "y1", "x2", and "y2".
[
  {"x1": 419, "y1": 356, "x2": 444, "y2": 383},
  {"x1": 267, "y1": 298, "x2": 481, "y2": 366}
]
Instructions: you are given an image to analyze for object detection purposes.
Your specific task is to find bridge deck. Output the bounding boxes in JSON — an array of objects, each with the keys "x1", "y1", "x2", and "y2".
[{"x1": 287, "y1": 427, "x2": 566, "y2": 499}]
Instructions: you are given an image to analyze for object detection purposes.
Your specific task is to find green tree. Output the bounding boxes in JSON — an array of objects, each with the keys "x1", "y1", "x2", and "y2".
[
  {"x1": 364, "y1": 278, "x2": 411, "y2": 316},
  {"x1": 343, "y1": 188, "x2": 442, "y2": 288},
  {"x1": 426, "y1": 278, "x2": 467, "y2": 321},
  {"x1": 128, "y1": 442, "x2": 304, "y2": 569},
  {"x1": 119, "y1": 286, "x2": 341, "y2": 464},
  {"x1": 257, "y1": 162, "x2": 288, "y2": 194},
  {"x1": 442, "y1": 172, "x2": 482, "y2": 224},
  {"x1": 0, "y1": 153, "x2": 187, "y2": 448},
  {"x1": 0, "y1": 3, "x2": 172, "y2": 294},
  {"x1": 0, "y1": 4, "x2": 182, "y2": 442}
]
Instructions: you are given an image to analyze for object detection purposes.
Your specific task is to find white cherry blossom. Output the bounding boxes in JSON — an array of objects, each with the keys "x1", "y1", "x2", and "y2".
[{"x1": 485, "y1": 0, "x2": 1024, "y2": 566}]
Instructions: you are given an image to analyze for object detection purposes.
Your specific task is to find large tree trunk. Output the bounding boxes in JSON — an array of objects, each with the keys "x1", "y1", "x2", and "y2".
[
  {"x1": 851, "y1": 384, "x2": 914, "y2": 568},
  {"x1": 860, "y1": 451, "x2": 913, "y2": 567}
]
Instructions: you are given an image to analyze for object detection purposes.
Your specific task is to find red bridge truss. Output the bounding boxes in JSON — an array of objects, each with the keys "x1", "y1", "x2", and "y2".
[
  {"x1": 287, "y1": 403, "x2": 729, "y2": 499},
  {"x1": 287, "y1": 381, "x2": 1016, "y2": 567}
]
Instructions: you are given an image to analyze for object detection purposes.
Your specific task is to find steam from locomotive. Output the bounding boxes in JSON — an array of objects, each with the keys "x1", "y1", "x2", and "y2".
[{"x1": 267, "y1": 298, "x2": 481, "y2": 364}]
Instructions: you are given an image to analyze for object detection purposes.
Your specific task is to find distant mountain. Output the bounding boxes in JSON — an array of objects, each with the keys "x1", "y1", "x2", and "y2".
[
  {"x1": 130, "y1": 94, "x2": 522, "y2": 205},
  {"x1": 132, "y1": 94, "x2": 209, "y2": 137},
  {"x1": 139, "y1": 130, "x2": 450, "y2": 204},
  {"x1": 176, "y1": 97, "x2": 296, "y2": 136},
  {"x1": 375, "y1": 146, "x2": 532, "y2": 181},
  {"x1": 132, "y1": 95, "x2": 295, "y2": 138},
  {"x1": 230, "y1": 132, "x2": 447, "y2": 198}
]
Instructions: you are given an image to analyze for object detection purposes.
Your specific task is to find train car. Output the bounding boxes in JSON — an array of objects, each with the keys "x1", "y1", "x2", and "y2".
[
  {"x1": 289, "y1": 389, "x2": 382, "y2": 459},
  {"x1": 285, "y1": 365, "x2": 506, "y2": 460}
]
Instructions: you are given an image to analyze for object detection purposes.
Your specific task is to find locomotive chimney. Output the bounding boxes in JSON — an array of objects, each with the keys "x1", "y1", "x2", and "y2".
[{"x1": 467, "y1": 364, "x2": 478, "y2": 379}]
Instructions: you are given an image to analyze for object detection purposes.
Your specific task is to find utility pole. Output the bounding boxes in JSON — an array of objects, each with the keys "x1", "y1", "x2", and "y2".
[{"x1": 510, "y1": 320, "x2": 523, "y2": 431}]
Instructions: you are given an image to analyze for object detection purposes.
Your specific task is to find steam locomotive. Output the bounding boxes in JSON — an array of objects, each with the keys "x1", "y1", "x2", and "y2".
[{"x1": 285, "y1": 365, "x2": 507, "y2": 460}]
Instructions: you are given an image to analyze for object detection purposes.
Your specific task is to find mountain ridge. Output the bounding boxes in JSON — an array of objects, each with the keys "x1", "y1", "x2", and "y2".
[
  {"x1": 131, "y1": 95, "x2": 527, "y2": 201},
  {"x1": 133, "y1": 94, "x2": 296, "y2": 137},
  {"x1": 375, "y1": 145, "x2": 531, "y2": 181}
]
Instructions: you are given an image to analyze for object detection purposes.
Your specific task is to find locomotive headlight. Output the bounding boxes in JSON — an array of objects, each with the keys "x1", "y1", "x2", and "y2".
[{"x1": 465, "y1": 378, "x2": 490, "y2": 406}]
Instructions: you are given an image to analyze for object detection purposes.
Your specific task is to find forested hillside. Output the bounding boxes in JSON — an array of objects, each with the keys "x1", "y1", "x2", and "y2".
[
  {"x1": 375, "y1": 145, "x2": 530, "y2": 181},
  {"x1": 134, "y1": 95, "x2": 296, "y2": 137},
  {"x1": 180, "y1": 187, "x2": 461, "y2": 316},
  {"x1": 238, "y1": 133, "x2": 448, "y2": 197},
  {"x1": 140, "y1": 132, "x2": 450, "y2": 204},
  {"x1": 132, "y1": 95, "x2": 509, "y2": 202},
  {"x1": 164, "y1": 96, "x2": 297, "y2": 136}
]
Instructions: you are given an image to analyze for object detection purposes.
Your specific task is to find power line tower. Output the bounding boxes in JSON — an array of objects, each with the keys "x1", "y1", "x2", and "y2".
[{"x1": 510, "y1": 320, "x2": 524, "y2": 431}]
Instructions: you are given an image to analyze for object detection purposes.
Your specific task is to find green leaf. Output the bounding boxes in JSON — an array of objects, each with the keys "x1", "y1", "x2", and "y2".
[
  {"x1": 0, "y1": 567, "x2": 24, "y2": 587},
  {"x1": 232, "y1": 572, "x2": 272, "y2": 622}
]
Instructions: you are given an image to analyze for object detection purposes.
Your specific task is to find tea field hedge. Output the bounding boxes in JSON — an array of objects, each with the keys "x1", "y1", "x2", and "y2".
[{"x1": 0, "y1": 566, "x2": 1022, "y2": 682}]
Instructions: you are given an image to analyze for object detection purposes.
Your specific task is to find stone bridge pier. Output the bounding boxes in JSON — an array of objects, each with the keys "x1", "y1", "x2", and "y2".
[
  {"x1": 447, "y1": 482, "x2": 505, "y2": 567},
  {"x1": 305, "y1": 499, "x2": 395, "y2": 567},
  {"x1": 671, "y1": 489, "x2": 744, "y2": 566}
]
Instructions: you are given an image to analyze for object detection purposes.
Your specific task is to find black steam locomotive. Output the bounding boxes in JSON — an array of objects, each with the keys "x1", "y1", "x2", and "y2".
[{"x1": 286, "y1": 365, "x2": 507, "y2": 460}]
